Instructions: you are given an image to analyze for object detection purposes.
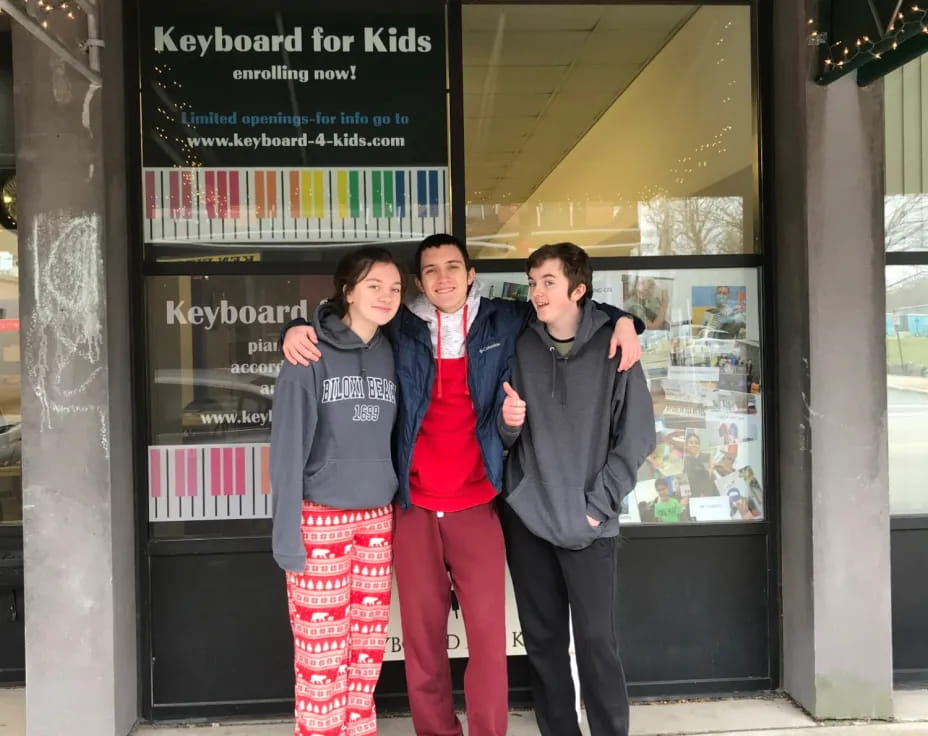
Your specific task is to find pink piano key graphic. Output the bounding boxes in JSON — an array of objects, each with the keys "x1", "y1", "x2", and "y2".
[
  {"x1": 217, "y1": 171, "x2": 229, "y2": 218},
  {"x1": 222, "y1": 447, "x2": 234, "y2": 496},
  {"x1": 260, "y1": 445, "x2": 271, "y2": 496},
  {"x1": 149, "y1": 447, "x2": 162, "y2": 498},
  {"x1": 186, "y1": 448, "x2": 198, "y2": 497},
  {"x1": 210, "y1": 447, "x2": 222, "y2": 497},
  {"x1": 205, "y1": 171, "x2": 217, "y2": 219},
  {"x1": 234, "y1": 447, "x2": 246, "y2": 496},
  {"x1": 229, "y1": 170, "x2": 240, "y2": 219},
  {"x1": 149, "y1": 443, "x2": 272, "y2": 522},
  {"x1": 181, "y1": 171, "x2": 193, "y2": 219},
  {"x1": 173, "y1": 448, "x2": 186, "y2": 498}
]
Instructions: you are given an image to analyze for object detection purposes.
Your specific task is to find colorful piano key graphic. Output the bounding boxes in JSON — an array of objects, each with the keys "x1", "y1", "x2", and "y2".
[
  {"x1": 142, "y1": 166, "x2": 449, "y2": 244},
  {"x1": 148, "y1": 443, "x2": 272, "y2": 521}
]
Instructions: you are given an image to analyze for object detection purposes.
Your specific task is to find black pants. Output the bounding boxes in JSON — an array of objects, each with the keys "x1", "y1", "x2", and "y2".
[{"x1": 502, "y1": 505, "x2": 629, "y2": 736}]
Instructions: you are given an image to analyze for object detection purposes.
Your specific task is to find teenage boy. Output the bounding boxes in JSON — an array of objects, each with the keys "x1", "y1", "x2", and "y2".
[
  {"x1": 281, "y1": 234, "x2": 643, "y2": 736},
  {"x1": 499, "y1": 242, "x2": 656, "y2": 736}
]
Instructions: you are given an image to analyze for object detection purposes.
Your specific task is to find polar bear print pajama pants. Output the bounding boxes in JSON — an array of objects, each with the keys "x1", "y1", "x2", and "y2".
[{"x1": 286, "y1": 501, "x2": 393, "y2": 736}]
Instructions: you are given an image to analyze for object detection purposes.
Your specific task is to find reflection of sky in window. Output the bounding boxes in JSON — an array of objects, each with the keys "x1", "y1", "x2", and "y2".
[{"x1": 886, "y1": 265, "x2": 921, "y2": 290}]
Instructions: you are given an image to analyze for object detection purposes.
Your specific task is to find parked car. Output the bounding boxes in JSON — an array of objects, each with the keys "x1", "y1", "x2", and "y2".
[{"x1": 152, "y1": 369, "x2": 275, "y2": 445}]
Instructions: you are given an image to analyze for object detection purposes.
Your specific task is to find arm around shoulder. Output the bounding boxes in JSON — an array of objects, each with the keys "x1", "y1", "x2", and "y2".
[{"x1": 592, "y1": 300, "x2": 645, "y2": 335}]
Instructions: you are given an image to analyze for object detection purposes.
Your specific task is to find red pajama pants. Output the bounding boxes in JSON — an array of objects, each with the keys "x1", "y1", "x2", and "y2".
[{"x1": 286, "y1": 501, "x2": 393, "y2": 736}]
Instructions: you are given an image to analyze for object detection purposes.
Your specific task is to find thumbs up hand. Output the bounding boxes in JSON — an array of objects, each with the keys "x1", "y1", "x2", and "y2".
[{"x1": 502, "y1": 381, "x2": 527, "y2": 427}]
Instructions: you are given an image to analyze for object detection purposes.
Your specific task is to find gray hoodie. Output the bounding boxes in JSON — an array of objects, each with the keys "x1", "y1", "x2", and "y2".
[
  {"x1": 270, "y1": 303, "x2": 398, "y2": 572},
  {"x1": 499, "y1": 300, "x2": 656, "y2": 550}
]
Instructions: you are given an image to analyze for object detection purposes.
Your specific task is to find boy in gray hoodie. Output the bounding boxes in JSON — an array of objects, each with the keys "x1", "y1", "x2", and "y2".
[{"x1": 499, "y1": 243, "x2": 656, "y2": 736}]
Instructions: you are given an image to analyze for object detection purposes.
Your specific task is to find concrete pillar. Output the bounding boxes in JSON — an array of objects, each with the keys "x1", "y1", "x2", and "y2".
[
  {"x1": 12, "y1": 0, "x2": 137, "y2": 732},
  {"x1": 772, "y1": 0, "x2": 893, "y2": 720}
]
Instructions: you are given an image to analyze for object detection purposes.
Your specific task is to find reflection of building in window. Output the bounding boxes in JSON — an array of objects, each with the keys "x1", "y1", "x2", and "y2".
[{"x1": 465, "y1": 201, "x2": 643, "y2": 258}]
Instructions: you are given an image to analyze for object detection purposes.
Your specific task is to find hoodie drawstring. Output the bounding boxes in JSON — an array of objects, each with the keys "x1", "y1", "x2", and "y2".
[
  {"x1": 435, "y1": 304, "x2": 470, "y2": 399},
  {"x1": 435, "y1": 310, "x2": 443, "y2": 399},
  {"x1": 462, "y1": 304, "x2": 470, "y2": 396},
  {"x1": 549, "y1": 347, "x2": 557, "y2": 399},
  {"x1": 548, "y1": 346, "x2": 568, "y2": 407}
]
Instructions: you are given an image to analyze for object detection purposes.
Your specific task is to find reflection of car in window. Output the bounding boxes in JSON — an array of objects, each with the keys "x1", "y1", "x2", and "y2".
[
  {"x1": 0, "y1": 411, "x2": 21, "y2": 467},
  {"x1": 0, "y1": 409, "x2": 22, "y2": 523},
  {"x1": 154, "y1": 369, "x2": 275, "y2": 445}
]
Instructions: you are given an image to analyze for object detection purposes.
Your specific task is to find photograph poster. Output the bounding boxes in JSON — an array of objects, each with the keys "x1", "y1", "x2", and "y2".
[
  {"x1": 691, "y1": 285, "x2": 747, "y2": 339},
  {"x1": 622, "y1": 274, "x2": 673, "y2": 332}
]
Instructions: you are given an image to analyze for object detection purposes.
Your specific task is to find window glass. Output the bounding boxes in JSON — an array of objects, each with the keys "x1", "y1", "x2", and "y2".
[
  {"x1": 0, "y1": 204, "x2": 19, "y2": 527},
  {"x1": 885, "y1": 60, "x2": 928, "y2": 252},
  {"x1": 886, "y1": 266, "x2": 928, "y2": 515},
  {"x1": 462, "y1": 4, "x2": 756, "y2": 258},
  {"x1": 481, "y1": 266, "x2": 764, "y2": 523},
  {"x1": 146, "y1": 274, "x2": 331, "y2": 537},
  {"x1": 883, "y1": 59, "x2": 928, "y2": 514}
]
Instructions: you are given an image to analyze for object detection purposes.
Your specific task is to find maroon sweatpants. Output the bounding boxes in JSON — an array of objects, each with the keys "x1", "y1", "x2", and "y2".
[{"x1": 393, "y1": 501, "x2": 508, "y2": 736}]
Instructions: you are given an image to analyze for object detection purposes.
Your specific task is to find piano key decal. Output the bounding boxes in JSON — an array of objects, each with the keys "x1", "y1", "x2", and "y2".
[
  {"x1": 142, "y1": 166, "x2": 449, "y2": 244},
  {"x1": 148, "y1": 443, "x2": 273, "y2": 521}
]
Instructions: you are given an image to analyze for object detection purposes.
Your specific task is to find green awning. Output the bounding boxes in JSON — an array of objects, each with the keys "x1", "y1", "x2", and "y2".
[{"x1": 816, "y1": 1, "x2": 928, "y2": 86}]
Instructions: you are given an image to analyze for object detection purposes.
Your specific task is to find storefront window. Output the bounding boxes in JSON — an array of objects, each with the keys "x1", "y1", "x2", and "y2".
[
  {"x1": 481, "y1": 266, "x2": 764, "y2": 524},
  {"x1": 462, "y1": 4, "x2": 756, "y2": 258},
  {"x1": 139, "y1": 2, "x2": 764, "y2": 531},
  {"x1": 886, "y1": 266, "x2": 928, "y2": 515},
  {"x1": 0, "y1": 194, "x2": 19, "y2": 526},
  {"x1": 885, "y1": 59, "x2": 928, "y2": 515},
  {"x1": 885, "y1": 57, "x2": 928, "y2": 253},
  {"x1": 145, "y1": 274, "x2": 331, "y2": 536}
]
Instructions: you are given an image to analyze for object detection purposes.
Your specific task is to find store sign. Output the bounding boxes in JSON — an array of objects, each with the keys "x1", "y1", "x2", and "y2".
[{"x1": 138, "y1": 0, "x2": 449, "y2": 245}]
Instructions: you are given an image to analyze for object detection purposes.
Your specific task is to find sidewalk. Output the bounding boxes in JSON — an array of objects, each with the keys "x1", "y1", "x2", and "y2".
[
  {"x1": 2, "y1": 688, "x2": 928, "y2": 735},
  {"x1": 887, "y1": 374, "x2": 928, "y2": 394}
]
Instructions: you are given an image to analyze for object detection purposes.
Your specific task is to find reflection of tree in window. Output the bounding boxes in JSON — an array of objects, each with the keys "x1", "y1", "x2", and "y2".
[
  {"x1": 639, "y1": 197, "x2": 744, "y2": 255},
  {"x1": 885, "y1": 195, "x2": 928, "y2": 252}
]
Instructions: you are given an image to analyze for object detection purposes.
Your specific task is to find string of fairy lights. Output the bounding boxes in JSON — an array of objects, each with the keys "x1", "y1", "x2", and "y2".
[
  {"x1": 815, "y1": 3, "x2": 928, "y2": 77},
  {"x1": 5, "y1": 0, "x2": 201, "y2": 167},
  {"x1": 152, "y1": 64, "x2": 201, "y2": 168},
  {"x1": 9, "y1": 0, "x2": 80, "y2": 29},
  {"x1": 640, "y1": 19, "x2": 739, "y2": 205}
]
